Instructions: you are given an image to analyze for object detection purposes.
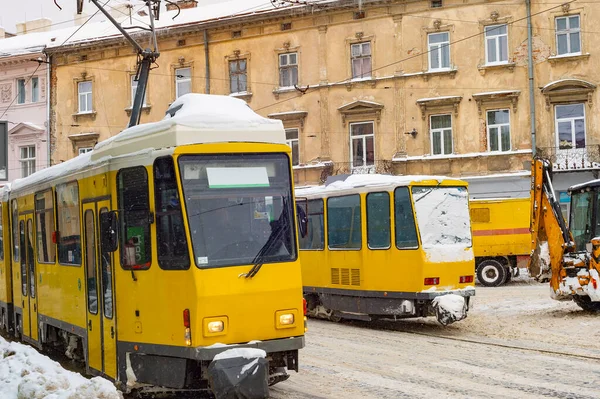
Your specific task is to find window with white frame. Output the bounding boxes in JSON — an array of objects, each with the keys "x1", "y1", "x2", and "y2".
[
  {"x1": 78, "y1": 81, "x2": 93, "y2": 113},
  {"x1": 556, "y1": 15, "x2": 581, "y2": 56},
  {"x1": 428, "y1": 32, "x2": 450, "y2": 71},
  {"x1": 279, "y1": 53, "x2": 298, "y2": 88},
  {"x1": 17, "y1": 79, "x2": 26, "y2": 104},
  {"x1": 485, "y1": 24, "x2": 508, "y2": 64},
  {"x1": 350, "y1": 122, "x2": 374, "y2": 169},
  {"x1": 131, "y1": 75, "x2": 147, "y2": 106},
  {"x1": 351, "y1": 42, "x2": 372, "y2": 79},
  {"x1": 430, "y1": 114, "x2": 453, "y2": 155},
  {"x1": 229, "y1": 59, "x2": 247, "y2": 93},
  {"x1": 79, "y1": 147, "x2": 93, "y2": 155},
  {"x1": 31, "y1": 77, "x2": 39, "y2": 103},
  {"x1": 556, "y1": 103, "x2": 585, "y2": 149},
  {"x1": 285, "y1": 128, "x2": 299, "y2": 166},
  {"x1": 175, "y1": 67, "x2": 191, "y2": 98},
  {"x1": 20, "y1": 146, "x2": 36, "y2": 178},
  {"x1": 487, "y1": 109, "x2": 511, "y2": 152}
]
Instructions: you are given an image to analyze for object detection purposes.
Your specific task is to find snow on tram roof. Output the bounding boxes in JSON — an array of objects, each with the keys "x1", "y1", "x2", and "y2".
[
  {"x1": 91, "y1": 94, "x2": 284, "y2": 160},
  {"x1": 10, "y1": 94, "x2": 284, "y2": 194},
  {"x1": 296, "y1": 174, "x2": 466, "y2": 196}
]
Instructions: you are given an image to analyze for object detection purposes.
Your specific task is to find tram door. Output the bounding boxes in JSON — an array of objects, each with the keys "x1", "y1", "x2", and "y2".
[
  {"x1": 19, "y1": 215, "x2": 38, "y2": 342},
  {"x1": 84, "y1": 200, "x2": 117, "y2": 377}
]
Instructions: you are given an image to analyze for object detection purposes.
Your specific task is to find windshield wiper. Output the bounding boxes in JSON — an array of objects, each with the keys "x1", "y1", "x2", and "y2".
[{"x1": 242, "y1": 200, "x2": 290, "y2": 279}]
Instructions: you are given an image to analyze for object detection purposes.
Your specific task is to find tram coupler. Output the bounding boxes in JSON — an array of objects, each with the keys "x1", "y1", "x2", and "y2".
[{"x1": 207, "y1": 356, "x2": 270, "y2": 399}]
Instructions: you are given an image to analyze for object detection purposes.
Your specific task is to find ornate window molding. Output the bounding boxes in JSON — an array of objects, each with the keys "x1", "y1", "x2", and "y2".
[
  {"x1": 540, "y1": 79, "x2": 596, "y2": 110},
  {"x1": 68, "y1": 132, "x2": 99, "y2": 152},
  {"x1": 267, "y1": 110, "x2": 308, "y2": 129},
  {"x1": 472, "y1": 90, "x2": 520, "y2": 115},
  {"x1": 416, "y1": 96, "x2": 462, "y2": 120},
  {"x1": 338, "y1": 100, "x2": 384, "y2": 126}
]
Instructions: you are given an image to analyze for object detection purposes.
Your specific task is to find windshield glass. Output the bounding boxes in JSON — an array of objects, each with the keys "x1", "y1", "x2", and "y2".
[
  {"x1": 412, "y1": 186, "x2": 472, "y2": 247},
  {"x1": 571, "y1": 190, "x2": 593, "y2": 252},
  {"x1": 179, "y1": 153, "x2": 296, "y2": 268}
]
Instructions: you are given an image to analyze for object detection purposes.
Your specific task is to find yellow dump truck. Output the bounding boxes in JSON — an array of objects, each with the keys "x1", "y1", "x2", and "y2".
[{"x1": 470, "y1": 197, "x2": 531, "y2": 286}]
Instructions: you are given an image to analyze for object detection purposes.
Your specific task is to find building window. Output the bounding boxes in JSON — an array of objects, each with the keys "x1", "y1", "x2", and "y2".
[
  {"x1": 78, "y1": 81, "x2": 93, "y2": 113},
  {"x1": 430, "y1": 114, "x2": 453, "y2": 155},
  {"x1": 428, "y1": 32, "x2": 450, "y2": 70},
  {"x1": 79, "y1": 147, "x2": 93, "y2": 155},
  {"x1": 285, "y1": 128, "x2": 299, "y2": 166},
  {"x1": 279, "y1": 53, "x2": 298, "y2": 88},
  {"x1": 31, "y1": 77, "x2": 39, "y2": 103},
  {"x1": 175, "y1": 67, "x2": 191, "y2": 98},
  {"x1": 556, "y1": 103, "x2": 585, "y2": 149},
  {"x1": 131, "y1": 75, "x2": 147, "y2": 106},
  {"x1": 229, "y1": 59, "x2": 247, "y2": 93},
  {"x1": 20, "y1": 146, "x2": 36, "y2": 178},
  {"x1": 350, "y1": 121, "x2": 374, "y2": 170},
  {"x1": 351, "y1": 42, "x2": 371, "y2": 79},
  {"x1": 17, "y1": 79, "x2": 26, "y2": 104},
  {"x1": 431, "y1": 0, "x2": 442, "y2": 7},
  {"x1": 487, "y1": 109, "x2": 511, "y2": 152},
  {"x1": 485, "y1": 24, "x2": 508, "y2": 64},
  {"x1": 556, "y1": 15, "x2": 581, "y2": 56}
]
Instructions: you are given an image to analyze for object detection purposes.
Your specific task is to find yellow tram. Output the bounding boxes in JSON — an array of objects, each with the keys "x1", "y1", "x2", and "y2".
[
  {"x1": 0, "y1": 94, "x2": 305, "y2": 392},
  {"x1": 296, "y1": 174, "x2": 475, "y2": 325}
]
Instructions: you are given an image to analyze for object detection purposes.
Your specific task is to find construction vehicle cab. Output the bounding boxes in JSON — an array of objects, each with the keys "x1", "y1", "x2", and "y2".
[{"x1": 529, "y1": 159, "x2": 600, "y2": 311}]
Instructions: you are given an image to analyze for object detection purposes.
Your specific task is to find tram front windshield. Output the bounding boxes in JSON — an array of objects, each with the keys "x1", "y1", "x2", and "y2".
[
  {"x1": 179, "y1": 153, "x2": 296, "y2": 268},
  {"x1": 412, "y1": 186, "x2": 472, "y2": 248}
]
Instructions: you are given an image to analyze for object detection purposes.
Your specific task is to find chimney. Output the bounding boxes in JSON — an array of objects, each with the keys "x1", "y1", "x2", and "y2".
[
  {"x1": 16, "y1": 18, "x2": 52, "y2": 35},
  {"x1": 166, "y1": 0, "x2": 198, "y2": 11}
]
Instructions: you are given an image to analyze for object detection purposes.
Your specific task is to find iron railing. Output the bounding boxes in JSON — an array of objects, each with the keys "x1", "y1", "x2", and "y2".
[{"x1": 537, "y1": 145, "x2": 600, "y2": 171}]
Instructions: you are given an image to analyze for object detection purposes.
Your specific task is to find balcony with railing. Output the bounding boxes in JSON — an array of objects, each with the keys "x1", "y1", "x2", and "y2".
[{"x1": 537, "y1": 145, "x2": 600, "y2": 171}]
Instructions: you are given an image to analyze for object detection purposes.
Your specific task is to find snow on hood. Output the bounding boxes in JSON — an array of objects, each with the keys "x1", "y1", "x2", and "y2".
[{"x1": 0, "y1": 336, "x2": 122, "y2": 399}]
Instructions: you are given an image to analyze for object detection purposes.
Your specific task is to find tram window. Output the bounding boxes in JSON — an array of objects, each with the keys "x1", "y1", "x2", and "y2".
[
  {"x1": 19, "y1": 220, "x2": 26, "y2": 296},
  {"x1": 299, "y1": 199, "x2": 324, "y2": 250},
  {"x1": 56, "y1": 182, "x2": 82, "y2": 265},
  {"x1": 35, "y1": 190, "x2": 56, "y2": 263},
  {"x1": 85, "y1": 210, "x2": 98, "y2": 314},
  {"x1": 27, "y1": 219, "x2": 35, "y2": 298},
  {"x1": 367, "y1": 192, "x2": 390, "y2": 249},
  {"x1": 0, "y1": 203, "x2": 3, "y2": 261},
  {"x1": 12, "y1": 200, "x2": 19, "y2": 262},
  {"x1": 100, "y1": 208, "x2": 113, "y2": 319},
  {"x1": 118, "y1": 167, "x2": 151, "y2": 269},
  {"x1": 154, "y1": 157, "x2": 190, "y2": 270},
  {"x1": 394, "y1": 187, "x2": 419, "y2": 249},
  {"x1": 327, "y1": 195, "x2": 361, "y2": 249}
]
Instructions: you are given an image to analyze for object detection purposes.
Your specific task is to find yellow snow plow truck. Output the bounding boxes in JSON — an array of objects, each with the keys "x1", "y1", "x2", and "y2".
[{"x1": 529, "y1": 158, "x2": 600, "y2": 311}]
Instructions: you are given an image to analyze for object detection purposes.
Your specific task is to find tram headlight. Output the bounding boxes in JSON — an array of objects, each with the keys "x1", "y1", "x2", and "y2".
[
  {"x1": 279, "y1": 313, "x2": 295, "y2": 325},
  {"x1": 207, "y1": 321, "x2": 224, "y2": 333}
]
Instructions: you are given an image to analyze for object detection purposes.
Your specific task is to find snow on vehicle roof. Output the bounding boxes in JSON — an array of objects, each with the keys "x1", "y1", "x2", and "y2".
[
  {"x1": 0, "y1": 184, "x2": 10, "y2": 202},
  {"x1": 11, "y1": 94, "x2": 283, "y2": 194},
  {"x1": 296, "y1": 174, "x2": 466, "y2": 197}
]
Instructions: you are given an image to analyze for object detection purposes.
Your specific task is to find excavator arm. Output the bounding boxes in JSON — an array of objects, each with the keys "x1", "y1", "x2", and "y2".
[{"x1": 528, "y1": 159, "x2": 574, "y2": 291}]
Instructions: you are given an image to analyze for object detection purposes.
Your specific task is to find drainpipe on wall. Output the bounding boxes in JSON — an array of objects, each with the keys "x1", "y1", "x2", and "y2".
[
  {"x1": 46, "y1": 53, "x2": 51, "y2": 168},
  {"x1": 204, "y1": 29, "x2": 210, "y2": 94},
  {"x1": 526, "y1": 0, "x2": 536, "y2": 157}
]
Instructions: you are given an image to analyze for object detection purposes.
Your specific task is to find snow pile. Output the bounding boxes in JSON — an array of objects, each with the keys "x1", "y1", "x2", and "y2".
[
  {"x1": 431, "y1": 294, "x2": 468, "y2": 326},
  {"x1": 213, "y1": 348, "x2": 266, "y2": 361},
  {"x1": 412, "y1": 186, "x2": 473, "y2": 263},
  {"x1": 0, "y1": 336, "x2": 123, "y2": 399},
  {"x1": 584, "y1": 269, "x2": 600, "y2": 301}
]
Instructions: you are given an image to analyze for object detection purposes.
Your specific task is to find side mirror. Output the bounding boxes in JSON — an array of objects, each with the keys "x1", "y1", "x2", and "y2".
[
  {"x1": 100, "y1": 211, "x2": 119, "y2": 253},
  {"x1": 296, "y1": 199, "x2": 308, "y2": 238}
]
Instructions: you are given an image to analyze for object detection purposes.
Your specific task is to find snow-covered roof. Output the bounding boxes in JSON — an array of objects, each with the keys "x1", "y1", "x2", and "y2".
[
  {"x1": 0, "y1": 183, "x2": 10, "y2": 202},
  {"x1": 10, "y1": 94, "x2": 284, "y2": 194},
  {"x1": 296, "y1": 173, "x2": 466, "y2": 197}
]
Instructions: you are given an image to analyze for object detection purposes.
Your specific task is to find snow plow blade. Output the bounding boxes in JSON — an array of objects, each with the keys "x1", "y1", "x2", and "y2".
[
  {"x1": 208, "y1": 356, "x2": 270, "y2": 399},
  {"x1": 432, "y1": 294, "x2": 468, "y2": 326}
]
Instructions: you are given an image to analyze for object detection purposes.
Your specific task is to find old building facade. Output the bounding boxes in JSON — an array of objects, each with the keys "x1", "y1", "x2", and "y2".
[{"x1": 45, "y1": 0, "x2": 600, "y2": 208}]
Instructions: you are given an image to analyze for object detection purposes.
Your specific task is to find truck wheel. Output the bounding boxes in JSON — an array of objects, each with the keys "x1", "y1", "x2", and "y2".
[
  {"x1": 476, "y1": 259, "x2": 506, "y2": 287},
  {"x1": 503, "y1": 266, "x2": 512, "y2": 284},
  {"x1": 573, "y1": 295, "x2": 600, "y2": 312}
]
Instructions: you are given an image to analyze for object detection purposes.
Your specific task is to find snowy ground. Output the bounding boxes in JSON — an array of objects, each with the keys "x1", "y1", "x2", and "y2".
[{"x1": 2, "y1": 274, "x2": 599, "y2": 398}]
